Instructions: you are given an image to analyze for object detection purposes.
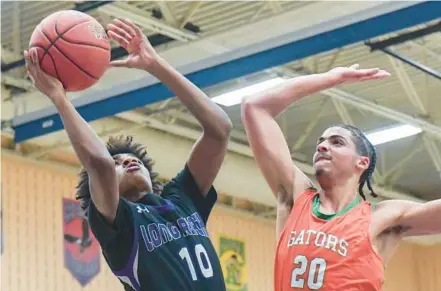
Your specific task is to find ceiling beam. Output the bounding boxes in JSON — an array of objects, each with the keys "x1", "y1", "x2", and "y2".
[
  {"x1": 180, "y1": 1, "x2": 203, "y2": 29},
  {"x1": 380, "y1": 143, "x2": 424, "y2": 184},
  {"x1": 157, "y1": 1, "x2": 179, "y2": 27},
  {"x1": 276, "y1": 67, "x2": 441, "y2": 141},
  {"x1": 388, "y1": 56, "x2": 428, "y2": 115},
  {"x1": 322, "y1": 87, "x2": 441, "y2": 141},
  {"x1": 331, "y1": 98, "x2": 355, "y2": 125},
  {"x1": 249, "y1": 2, "x2": 268, "y2": 22},
  {"x1": 12, "y1": 2, "x2": 21, "y2": 54},
  {"x1": 292, "y1": 100, "x2": 328, "y2": 151},
  {"x1": 366, "y1": 20, "x2": 441, "y2": 51},
  {"x1": 99, "y1": 2, "x2": 229, "y2": 56},
  {"x1": 99, "y1": 2, "x2": 198, "y2": 42},
  {"x1": 13, "y1": 1, "x2": 439, "y2": 143},
  {"x1": 410, "y1": 41, "x2": 441, "y2": 63},
  {"x1": 422, "y1": 135, "x2": 441, "y2": 174},
  {"x1": 266, "y1": 0, "x2": 283, "y2": 14},
  {"x1": 379, "y1": 47, "x2": 441, "y2": 81}
]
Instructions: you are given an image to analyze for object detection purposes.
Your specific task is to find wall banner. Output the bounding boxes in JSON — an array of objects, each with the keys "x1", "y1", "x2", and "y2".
[
  {"x1": 63, "y1": 198, "x2": 100, "y2": 286},
  {"x1": 219, "y1": 235, "x2": 247, "y2": 291}
]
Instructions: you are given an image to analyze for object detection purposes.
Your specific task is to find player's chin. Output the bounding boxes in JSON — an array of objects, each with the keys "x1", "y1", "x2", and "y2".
[
  {"x1": 313, "y1": 165, "x2": 330, "y2": 177},
  {"x1": 123, "y1": 172, "x2": 151, "y2": 187}
]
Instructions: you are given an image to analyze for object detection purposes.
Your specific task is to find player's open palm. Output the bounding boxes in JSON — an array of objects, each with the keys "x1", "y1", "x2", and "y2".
[
  {"x1": 107, "y1": 18, "x2": 159, "y2": 70},
  {"x1": 329, "y1": 64, "x2": 391, "y2": 85},
  {"x1": 24, "y1": 48, "x2": 65, "y2": 101}
]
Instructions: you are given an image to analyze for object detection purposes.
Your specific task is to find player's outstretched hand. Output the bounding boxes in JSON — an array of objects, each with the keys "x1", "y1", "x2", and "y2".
[
  {"x1": 24, "y1": 48, "x2": 65, "y2": 101},
  {"x1": 107, "y1": 18, "x2": 159, "y2": 71},
  {"x1": 328, "y1": 64, "x2": 391, "y2": 85}
]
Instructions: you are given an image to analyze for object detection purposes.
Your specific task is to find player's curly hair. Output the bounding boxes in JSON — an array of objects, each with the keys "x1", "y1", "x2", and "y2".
[
  {"x1": 75, "y1": 135, "x2": 163, "y2": 212},
  {"x1": 336, "y1": 124, "x2": 378, "y2": 200}
]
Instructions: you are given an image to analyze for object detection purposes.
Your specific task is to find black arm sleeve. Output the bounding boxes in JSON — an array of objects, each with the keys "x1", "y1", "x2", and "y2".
[
  {"x1": 87, "y1": 199, "x2": 135, "y2": 271},
  {"x1": 162, "y1": 164, "x2": 217, "y2": 224}
]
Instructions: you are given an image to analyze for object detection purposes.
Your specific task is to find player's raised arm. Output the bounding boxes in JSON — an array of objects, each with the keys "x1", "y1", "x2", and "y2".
[
  {"x1": 107, "y1": 18, "x2": 232, "y2": 197},
  {"x1": 241, "y1": 65, "x2": 390, "y2": 205},
  {"x1": 24, "y1": 49, "x2": 119, "y2": 223},
  {"x1": 375, "y1": 199, "x2": 441, "y2": 237}
]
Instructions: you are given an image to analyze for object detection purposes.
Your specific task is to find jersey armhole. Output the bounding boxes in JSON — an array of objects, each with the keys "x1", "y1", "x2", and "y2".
[
  {"x1": 294, "y1": 187, "x2": 318, "y2": 203},
  {"x1": 284, "y1": 187, "x2": 317, "y2": 225}
]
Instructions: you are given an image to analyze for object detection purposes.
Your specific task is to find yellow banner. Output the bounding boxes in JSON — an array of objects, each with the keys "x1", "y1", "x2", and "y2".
[{"x1": 219, "y1": 235, "x2": 247, "y2": 291}]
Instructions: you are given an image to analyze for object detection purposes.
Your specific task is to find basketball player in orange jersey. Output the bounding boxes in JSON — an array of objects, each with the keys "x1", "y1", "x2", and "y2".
[{"x1": 242, "y1": 65, "x2": 441, "y2": 290}]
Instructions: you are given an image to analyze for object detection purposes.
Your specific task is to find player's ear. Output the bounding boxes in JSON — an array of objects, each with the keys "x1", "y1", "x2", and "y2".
[{"x1": 356, "y1": 156, "x2": 369, "y2": 171}]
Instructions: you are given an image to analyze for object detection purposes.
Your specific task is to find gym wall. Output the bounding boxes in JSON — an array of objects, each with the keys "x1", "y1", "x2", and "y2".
[{"x1": 1, "y1": 152, "x2": 440, "y2": 291}]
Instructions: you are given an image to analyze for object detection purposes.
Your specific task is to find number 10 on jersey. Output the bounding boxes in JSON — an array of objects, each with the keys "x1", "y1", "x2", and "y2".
[
  {"x1": 179, "y1": 244, "x2": 214, "y2": 281},
  {"x1": 291, "y1": 255, "x2": 327, "y2": 290}
]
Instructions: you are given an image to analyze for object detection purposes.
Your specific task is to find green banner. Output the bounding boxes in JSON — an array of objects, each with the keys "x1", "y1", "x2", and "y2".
[{"x1": 219, "y1": 235, "x2": 247, "y2": 291}]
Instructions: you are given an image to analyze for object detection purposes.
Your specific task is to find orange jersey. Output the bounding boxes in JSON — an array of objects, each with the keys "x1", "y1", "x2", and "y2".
[{"x1": 274, "y1": 190, "x2": 384, "y2": 291}]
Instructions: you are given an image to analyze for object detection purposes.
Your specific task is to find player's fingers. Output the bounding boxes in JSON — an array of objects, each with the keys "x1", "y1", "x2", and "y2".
[
  {"x1": 373, "y1": 70, "x2": 391, "y2": 79},
  {"x1": 109, "y1": 59, "x2": 130, "y2": 68},
  {"x1": 30, "y1": 48, "x2": 40, "y2": 69},
  {"x1": 349, "y1": 64, "x2": 360, "y2": 70},
  {"x1": 113, "y1": 18, "x2": 137, "y2": 38},
  {"x1": 23, "y1": 51, "x2": 36, "y2": 77},
  {"x1": 23, "y1": 50, "x2": 31, "y2": 68},
  {"x1": 26, "y1": 48, "x2": 36, "y2": 65},
  {"x1": 360, "y1": 71, "x2": 390, "y2": 81},
  {"x1": 357, "y1": 68, "x2": 380, "y2": 76},
  {"x1": 107, "y1": 30, "x2": 129, "y2": 49},
  {"x1": 121, "y1": 18, "x2": 144, "y2": 38},
  {"x1": 378, "y1": 70, "x2": 391, "y2": 77},
  {"x1": 24, "y1": 50, "x2": 34, "y2": 67},
  {"x1": 107, "y1": 24, "x2": 133, "y2": 41}
]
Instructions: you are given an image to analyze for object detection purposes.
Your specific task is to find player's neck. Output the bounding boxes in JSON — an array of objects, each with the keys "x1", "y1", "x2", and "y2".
[
  {"x1": 122, "y1": 189, "x2": 148, "y2": 202},
  {"x1": 318, "y1": 179, "x2": 359, "y2": 214}
]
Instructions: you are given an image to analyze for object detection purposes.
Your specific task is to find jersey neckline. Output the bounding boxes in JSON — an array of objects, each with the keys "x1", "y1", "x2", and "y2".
[
  {"x1": 312, "y1": 194, "x2": 362, "y2": 220},
  {"x1": 137, "y1": 193, "x2": 175, "y2": 212}
]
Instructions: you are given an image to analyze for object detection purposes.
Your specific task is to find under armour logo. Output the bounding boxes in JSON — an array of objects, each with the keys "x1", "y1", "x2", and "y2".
[{"x1": 137, "y1": 205, "x2": 149, "y2": 214}]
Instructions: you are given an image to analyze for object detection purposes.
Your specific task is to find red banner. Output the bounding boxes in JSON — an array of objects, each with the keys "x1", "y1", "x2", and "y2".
[{"x1": 63, "y1": 198, "x2": 100, "y2": 286}]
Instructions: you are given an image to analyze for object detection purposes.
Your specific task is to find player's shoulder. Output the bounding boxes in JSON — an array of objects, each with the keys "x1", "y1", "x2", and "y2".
[
  {"x1": 373, "y1": 199, "x2": 420, "y2": 215},
  {"x1": 371, "y1": 199, "x2": 422, "y2": 235},
  {"x1": 291, "y1": 187, "x2": 318, "y2": 204},
  {"x1": 161, "y1": 167, "x2": 188, "y2": 194}
]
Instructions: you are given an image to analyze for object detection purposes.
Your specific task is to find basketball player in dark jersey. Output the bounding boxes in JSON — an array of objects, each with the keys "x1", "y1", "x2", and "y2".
[{"x1": 24, "y1": 18, "x2": 231, "y2": 291}]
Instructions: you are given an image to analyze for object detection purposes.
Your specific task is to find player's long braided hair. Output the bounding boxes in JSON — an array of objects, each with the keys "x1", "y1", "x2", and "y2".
[
  {"x1": 337, "y1": 124, "x2": 377, "y2": 200},
  {"x1": 76, "y1": 135, "x2": 163, "y2": 213}
]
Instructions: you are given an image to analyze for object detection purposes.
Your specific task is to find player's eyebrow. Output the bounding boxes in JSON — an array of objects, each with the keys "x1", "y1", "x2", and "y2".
[{"x1": 317, "y1": 135, "x2": 347, "y2": 144}]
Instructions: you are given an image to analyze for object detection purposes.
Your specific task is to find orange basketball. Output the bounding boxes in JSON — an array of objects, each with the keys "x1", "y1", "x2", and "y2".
[{"x1": 29, "y1": 10, "x2": 111, "y2": 92}]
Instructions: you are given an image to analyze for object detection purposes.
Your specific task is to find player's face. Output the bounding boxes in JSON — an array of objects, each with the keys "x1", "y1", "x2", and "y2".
[
  {"x1": 113, "y1": 153, "x2": 153, "y2": 197},
  {"x1": 313, "y1": 127, "x2": 369, "y2": 179}
]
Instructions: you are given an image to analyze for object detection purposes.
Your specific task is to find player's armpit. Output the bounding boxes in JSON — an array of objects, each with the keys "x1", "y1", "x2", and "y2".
[{"x1": 379, "y1": 199, "x2": 441, "y2": 237}]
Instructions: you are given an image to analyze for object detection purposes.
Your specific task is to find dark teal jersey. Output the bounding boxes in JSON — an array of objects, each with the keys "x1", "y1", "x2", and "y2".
[{"x1": 88, "y1": 165, "x2": 226, "y2": 291}]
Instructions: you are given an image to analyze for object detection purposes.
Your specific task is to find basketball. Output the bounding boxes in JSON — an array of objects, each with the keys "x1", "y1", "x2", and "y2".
[{"x1": 28, "y1": 10, "x2": 111, "y2": 92}]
